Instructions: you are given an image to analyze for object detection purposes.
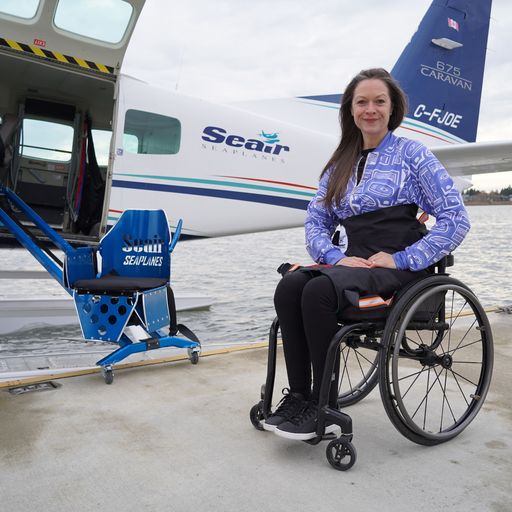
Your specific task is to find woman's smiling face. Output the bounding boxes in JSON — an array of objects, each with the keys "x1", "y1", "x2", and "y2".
[{"x1": 351, "y1": 78, "x2": 393, "y2": 148}]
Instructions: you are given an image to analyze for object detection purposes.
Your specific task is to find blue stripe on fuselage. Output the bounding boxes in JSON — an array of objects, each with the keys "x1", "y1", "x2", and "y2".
[
  {"x1": 112, "y1": 180, "x2": 310, "y2": 210},
  {"x1": 298, "y1": 94, "x2": 341, "y2": 104}
]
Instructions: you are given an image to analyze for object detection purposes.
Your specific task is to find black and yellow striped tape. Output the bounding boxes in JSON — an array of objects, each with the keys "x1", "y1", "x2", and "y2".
[{"x1": 0, "y1": 37, "x2": 115, "y2": 75}]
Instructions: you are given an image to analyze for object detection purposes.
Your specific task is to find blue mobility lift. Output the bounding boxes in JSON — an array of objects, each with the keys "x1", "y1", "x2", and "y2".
[{"x1": 0, "y1": 184, "x2": 201, "y2": 384}]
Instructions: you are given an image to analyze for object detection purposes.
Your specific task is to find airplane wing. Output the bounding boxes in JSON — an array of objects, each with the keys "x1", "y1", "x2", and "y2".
[{"x1": 431, "y1": 141, "x2": 512, "y2": 177}]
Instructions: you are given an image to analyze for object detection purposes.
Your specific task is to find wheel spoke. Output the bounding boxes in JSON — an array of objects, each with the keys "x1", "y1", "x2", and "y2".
[
  {"x1": 399, "y1": 369, "x2": 425, "y2": 401},
  {"x1": 353, "y1": 347, "x2": 378, "y2": 366},
  {"x1": 436, "y1": 294, "x2": 465, "y2": 354},
  {"x1": 440, "y1": 366, "x2": 448, "y2": 431},
  {"x1": 410, "y1": 330, "x2": 425, "y2": 347},
  {"x1": 448, "y1": 367, "x2": 480, "y2": 388},
  {"x1": 345, "y1": 351, "x2": 355, "y2": 389},
  {"x1": 409, "y1": 372, "x2": 438, "y2": 421},
  {"x1": 338, "y1": 334, "x2": 380, "y2": 406},
  {"x1": 354, "y1": 349, "x2": 372, "y2": 382},
  {"x1": 448, "y1": 368, "x2": 472, "y2": 408},
  {"x1": 446, "y1": 337, "x2": 482, "y2": 355},
  {"x1": 409, "y1": 364, "x2": 454, "y2": 426},
  {"x1": 447, "y1": 291, "x2": 453, "y2": 352},
  {"x1": 339, "y1": 346, "x2": 351, "y2": 389},
  {"x1": 435, "y1": 298, "x2": 467, "y2": 353},
  {"x1": 432, "y1": 365, "x2": 457, "y2": 426},
  {"x1": 422, "y1": 367, "x2": 431, "y2": 430},
  {"x1": 396, "y1": 365, "x2": 427, "y2": 384},
  {"x1": 447, "y1": 298, "x2": 467, "y2": 330},
  {"x1": 449, "y1": 317, "x2": 478, "y2": 354}
]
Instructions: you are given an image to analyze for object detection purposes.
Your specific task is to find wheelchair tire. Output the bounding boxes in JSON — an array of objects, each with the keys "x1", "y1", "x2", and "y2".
[
  {"x1": 250, "y1": 403, "x2": 265, "y2": 431},
  {"x1": 378, "y1": 275, "x2": 493, "y2": 446},
  {"x1": 326, "y1": 438, "x2": 357, "y2": 471},
  {"x1": 337, "y1": 335, "x2": 380, "y2": 407}
]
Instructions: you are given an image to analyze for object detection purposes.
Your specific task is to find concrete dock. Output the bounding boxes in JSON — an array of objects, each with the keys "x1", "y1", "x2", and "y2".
[{"x1": 1, "y1": 312, "x2": 511, "y2": 512}]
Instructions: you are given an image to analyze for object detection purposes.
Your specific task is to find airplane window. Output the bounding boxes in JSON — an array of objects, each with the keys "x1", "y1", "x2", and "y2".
[
  {"x1": 21, "y1": 119, "x2": 73, "y2": 162},
  {"x1": 0, "y1": 0, "x2": 40, "y2": 19},
  {"x1": 54, "y1": 0, "x2": 133, "y2": 44},
  {"x1": 123, "y1": 110, "x2": 181, "y2": 155},
  {"x1": 123, "y1": 133, "x2": 139, "y2": 154}
]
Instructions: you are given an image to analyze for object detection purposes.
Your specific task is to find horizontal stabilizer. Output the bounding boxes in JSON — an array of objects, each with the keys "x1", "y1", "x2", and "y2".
[{"x1": 431, "y1": 140, "x2": 512, "y2": 176}]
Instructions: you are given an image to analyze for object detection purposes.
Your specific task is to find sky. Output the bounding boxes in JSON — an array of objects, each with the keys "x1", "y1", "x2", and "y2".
[{"x1": 123, "y1": 0, "x2": 512, "y2": 192}]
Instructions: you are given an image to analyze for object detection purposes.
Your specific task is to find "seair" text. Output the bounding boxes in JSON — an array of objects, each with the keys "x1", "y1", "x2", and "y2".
[{"x1": 202, "y1": 126, "x2": 290, "y2": 155}]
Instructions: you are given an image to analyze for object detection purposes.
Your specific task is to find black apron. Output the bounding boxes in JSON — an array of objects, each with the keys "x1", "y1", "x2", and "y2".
[{"x1": 303, "y1": 204, "x2": 430, "y2": 313}]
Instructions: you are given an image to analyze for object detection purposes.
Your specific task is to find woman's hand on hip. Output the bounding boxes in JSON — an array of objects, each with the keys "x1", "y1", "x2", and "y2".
[
  {"x1": 336, "y1": 256, "x2": 372, "y2": 268},
  {"x1": 368, "y1": 252, "x2": 396, "y2": 269}
]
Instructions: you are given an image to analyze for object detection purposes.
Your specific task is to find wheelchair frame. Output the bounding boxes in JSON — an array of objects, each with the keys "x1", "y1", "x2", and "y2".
[{"x1": 250, "y1": 256, "x2": 494, "y2": 471}]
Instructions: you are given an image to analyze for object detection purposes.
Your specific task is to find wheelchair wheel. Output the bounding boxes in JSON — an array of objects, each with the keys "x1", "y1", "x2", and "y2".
[
  {"x1": 326, "y1": 437, "x2": 357, "y2": 471},
  {"x1": 379, "y1": 275, "x2": 493, "y2": 445},
  {"x1": 250, "y1": 403, "x2": 265, "y2": 431},
  {"x1": 337, "y1": 333, "x2": 380, "y2": 407}
]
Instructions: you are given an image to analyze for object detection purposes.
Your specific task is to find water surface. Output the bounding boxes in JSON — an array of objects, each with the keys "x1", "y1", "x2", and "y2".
[{"x1": 0, "y1": 205, "x2": 510, "y2": 355}]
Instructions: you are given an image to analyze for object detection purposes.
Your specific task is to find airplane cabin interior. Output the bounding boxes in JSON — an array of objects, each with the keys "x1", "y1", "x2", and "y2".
[{"x1": 0, "y1": 50, "x2": 115, "y2": 240}]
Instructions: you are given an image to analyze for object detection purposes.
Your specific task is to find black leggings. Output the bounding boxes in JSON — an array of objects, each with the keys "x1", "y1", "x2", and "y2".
[
  {"x1": 273, "y1": 268, "x2": 425, "y2": 406},
  {"x1": 274, "y1": 272, "x2": 340, "y2": 406}
]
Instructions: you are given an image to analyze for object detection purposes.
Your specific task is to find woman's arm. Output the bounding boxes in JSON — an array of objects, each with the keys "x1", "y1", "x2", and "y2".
[
  {"x1": 392, "y1": 142, "x2": 471, "y2": 271},
  {"x1": 305, "y1": 169, "x2": 345, "y2": 264}
]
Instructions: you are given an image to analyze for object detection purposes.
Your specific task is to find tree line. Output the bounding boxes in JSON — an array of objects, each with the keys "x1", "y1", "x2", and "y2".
[
  {"x1": 462, "y1": 185, "x2": 512, "y2": 203},
  {"x1": 464, "y1": 186, "x2": 512, "y2": 196}
]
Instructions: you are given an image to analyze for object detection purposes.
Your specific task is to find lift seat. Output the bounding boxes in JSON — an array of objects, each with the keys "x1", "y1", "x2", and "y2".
[{"x1": 73, "y1": 273, "x2": 168, "y2": 294}]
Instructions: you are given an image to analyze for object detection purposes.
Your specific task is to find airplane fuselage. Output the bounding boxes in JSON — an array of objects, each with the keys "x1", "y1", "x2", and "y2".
[{"x1": 1, "y1": 0, "x2": 504, "y2": 245}]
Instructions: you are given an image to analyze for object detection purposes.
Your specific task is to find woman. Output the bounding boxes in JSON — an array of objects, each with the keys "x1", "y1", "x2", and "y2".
[{"x1": 265, "y1": 68, "x2": 470, "y2": 440}]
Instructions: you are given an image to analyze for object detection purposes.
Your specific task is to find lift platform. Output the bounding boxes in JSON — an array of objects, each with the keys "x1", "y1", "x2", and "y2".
[{"x1": 0, "y1": 184, "x2": 201, "y2": 383}]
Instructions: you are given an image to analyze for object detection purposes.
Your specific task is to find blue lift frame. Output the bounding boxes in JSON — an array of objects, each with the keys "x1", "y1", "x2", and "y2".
[{"x1": 0, "y1": 184, "x2": 201, "y2": 382}]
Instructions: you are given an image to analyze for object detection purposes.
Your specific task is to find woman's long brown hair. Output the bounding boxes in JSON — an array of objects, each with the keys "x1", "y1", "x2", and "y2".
[{"x1": 321, "y1": 68, "x2": 407, "y2": 207}]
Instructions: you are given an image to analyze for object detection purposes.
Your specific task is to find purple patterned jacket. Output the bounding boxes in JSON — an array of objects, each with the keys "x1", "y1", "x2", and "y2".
[{"x1": 305, "y1": 131, "x2": 470, "y2": 271}]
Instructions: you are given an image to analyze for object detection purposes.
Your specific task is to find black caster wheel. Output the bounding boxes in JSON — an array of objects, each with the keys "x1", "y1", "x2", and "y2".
[
  {"x1": 326, "y1": 438, "x2": 357, "y2": 471},
  {"x1": 188, "y1": 348, "x2": 200, "y2": 364},
  {"x1": 250, "y1": 403, "x2": 265, "y2": 431},
  {"x1": 102, "y1": 365, "x2": 114, "y2": 385}
]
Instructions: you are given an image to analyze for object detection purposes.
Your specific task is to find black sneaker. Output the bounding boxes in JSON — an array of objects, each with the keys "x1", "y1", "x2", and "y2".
[
  {"x1": 274, "y1": 401, "x2": 338, "y2": 440},
  {"x1": 263, "y1": 388, "x2": 306, "y2": 432}
]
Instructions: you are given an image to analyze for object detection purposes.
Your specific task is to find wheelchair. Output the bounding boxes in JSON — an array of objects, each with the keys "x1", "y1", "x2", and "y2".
[{"x1": 250, "y1": 255, "x2": 494, "y2": 471}]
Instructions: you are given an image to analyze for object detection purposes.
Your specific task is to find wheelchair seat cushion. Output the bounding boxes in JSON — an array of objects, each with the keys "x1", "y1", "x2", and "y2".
[
  {"x1": 73, "y1": 273, "x2": 168, "y2": 294},
  {"x1": 340, "y1": 304, "x2": 390, "y2": 324}
]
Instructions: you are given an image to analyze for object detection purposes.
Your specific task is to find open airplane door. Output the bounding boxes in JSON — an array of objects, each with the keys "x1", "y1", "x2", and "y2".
[{"x1": 0, "y1": 0, "x2": 145, "y2": 242}]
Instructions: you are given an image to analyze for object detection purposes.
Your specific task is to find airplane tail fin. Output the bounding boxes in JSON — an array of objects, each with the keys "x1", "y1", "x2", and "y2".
[
  {"x1": 392, "y1": 0, "x2": 492, "y2": 143},
  {"x1": 232, "y1": 1, "x2": 492, "y2": 142}
]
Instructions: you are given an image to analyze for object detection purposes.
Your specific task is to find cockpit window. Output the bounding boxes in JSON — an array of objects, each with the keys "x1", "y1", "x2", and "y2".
[
  {"x1": 54, "y1": 0, "x2": 133, "y2": 44},
  {"x1": 123, "y1": 110, "x2": 181, "y2": 155},
  {"x1": 0, "y1": 0, "x2": 40, "y2": 20}
]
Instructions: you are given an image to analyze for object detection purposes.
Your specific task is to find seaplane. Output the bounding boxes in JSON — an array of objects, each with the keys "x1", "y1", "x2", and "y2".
[{"x1": 0, "y1": 0, "x2": 510, "y2": 341}]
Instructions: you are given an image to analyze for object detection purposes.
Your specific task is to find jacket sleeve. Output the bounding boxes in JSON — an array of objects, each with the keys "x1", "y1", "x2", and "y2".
[
  {"x1": 305, "y1": 168, "x2": 345, "y2": 264},
  {"x1": 392, "y1": 142, "x2": 471, "y2": 271}
]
